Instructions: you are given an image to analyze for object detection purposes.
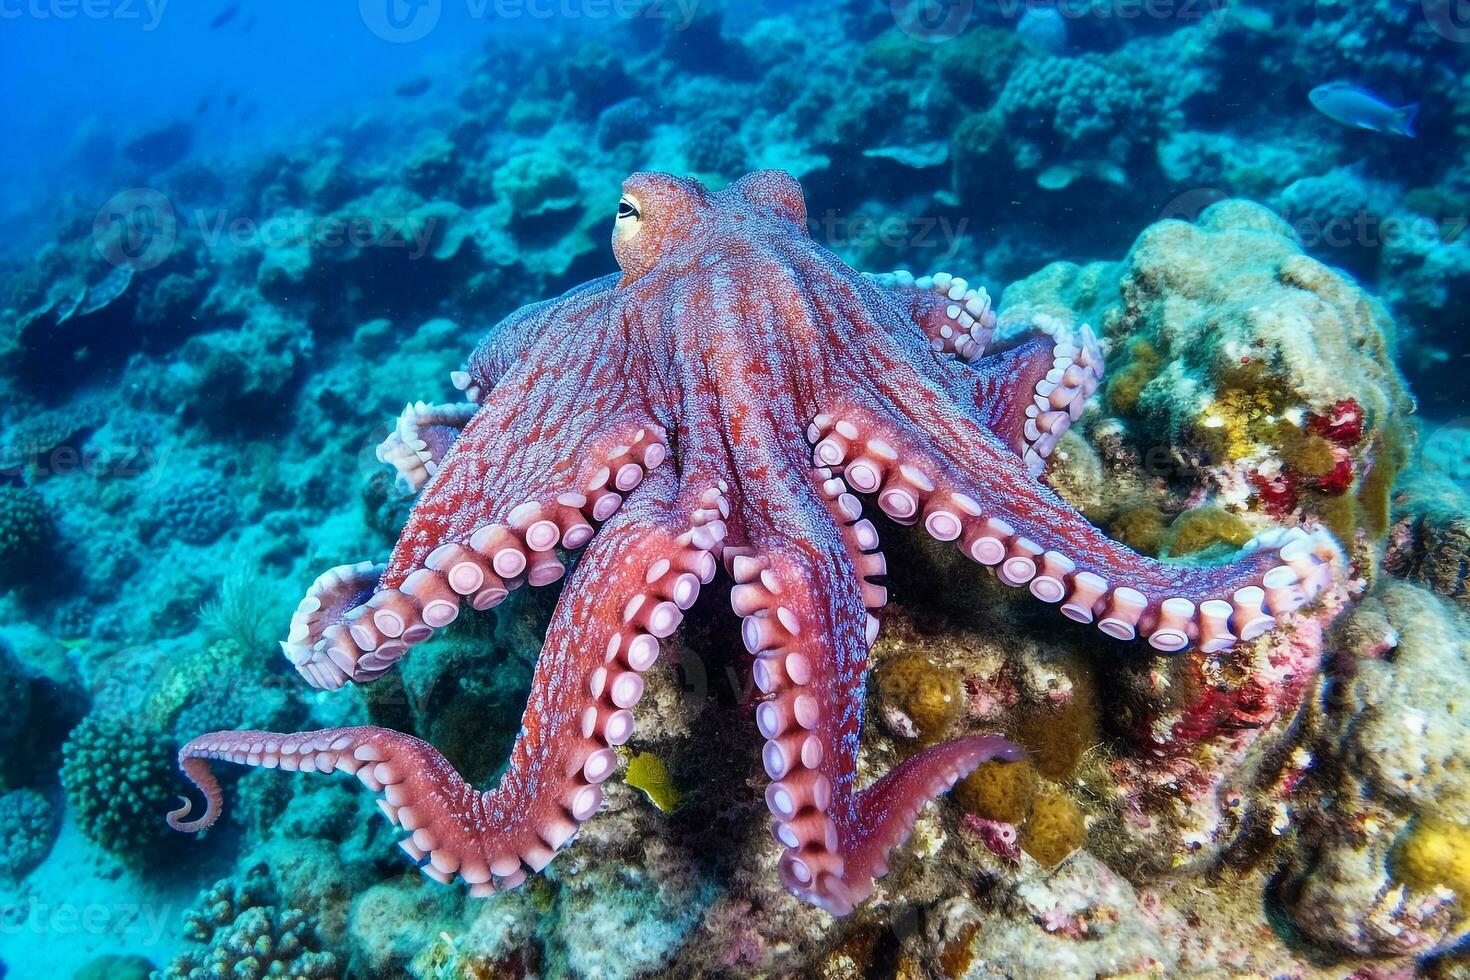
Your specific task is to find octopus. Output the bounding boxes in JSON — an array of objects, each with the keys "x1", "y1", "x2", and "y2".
[{"x1": 164, "y1": 170, "x2": 1340, "y2": 916}]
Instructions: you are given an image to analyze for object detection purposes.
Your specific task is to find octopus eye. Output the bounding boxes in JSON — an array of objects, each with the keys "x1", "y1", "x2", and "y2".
[{"x1": 614, "y1": 194, "x2": 642, "y2": 244}]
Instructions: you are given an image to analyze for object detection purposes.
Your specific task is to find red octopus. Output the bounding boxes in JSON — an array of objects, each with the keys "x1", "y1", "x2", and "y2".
[{"x1": 165, "y1": 171, "x2": 1339, "y2": 916}]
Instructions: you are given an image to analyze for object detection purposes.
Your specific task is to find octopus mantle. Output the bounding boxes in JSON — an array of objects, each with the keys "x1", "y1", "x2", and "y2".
[{"x1": 164, "y1": 171, "x2": 1339, "y2": 916}]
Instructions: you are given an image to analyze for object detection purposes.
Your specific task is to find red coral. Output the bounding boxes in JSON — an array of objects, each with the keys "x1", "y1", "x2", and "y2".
[
  {"x1": 1313, "y1": 449, "x2": 1355, "y2": 496},
  {"x1": 1307, "y1": 398, "x2": 1364, "y2": 447},
  {"x1": 1251, "y1": 472, "x2": 1299, "y2": 516}
]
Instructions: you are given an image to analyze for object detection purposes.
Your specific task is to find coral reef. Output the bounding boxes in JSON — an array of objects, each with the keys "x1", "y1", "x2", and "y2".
[
  {"x1": 0, "y1": 486, "x2": 54, "y2": 586},
  {"x1": 1386, "y1": 472, "x2": 1470, "y2": 611},
  {"x1": 74, "y1": 955, "x2": 154, "y2": 980},
  {"x1": 1283, "y1": 582, "x2": 1470, "y2": 957},
  {"x1": 141, "y1": 470, "x2": 239, "y2": 547},
  {"x1": 60, "y1": 715, "x2": 176, "y2": 861},
  {"x1": 1002, "y1": 198, "x2": 1413, "y2": 563},
  {"x1": 159, "y1": 866, "x2": 339, "y2": 979},
  {"x1": 0, "y1": 789, "x2": 54, "y2": 880},
  {"x1": 1018, "y1": 790, "x2": 1087, "y2": 868},
  {"x1": 0, "y1": 2, "x2": 1462, "y2": 974},
  {"x1": 872, "y1": 652, "x2": 966, "y2": 744}
]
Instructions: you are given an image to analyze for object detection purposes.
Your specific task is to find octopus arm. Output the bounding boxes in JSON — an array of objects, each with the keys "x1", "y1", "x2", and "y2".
[
  {"x1": 810, "y1": 389, "x2": 1341, "y2": 656},
  {"x1": 863, "y1": 270, "x2": 998, "y2": 362},
  {"x1": 282, "y1": 299, "x2": 670, "y2": 692},
  {"x1": 734, "y1": 479, "x2": 1019, "y2": 916},
  {"x1": 455, "y1": 273, "x2": 622, "y2": 403},
  {"x1": 862, "y1": 269, "x2": 1108, "y2": 478},
  {"x1": 170, "y1": 468, "x2": 730, "y2": 893},
  {"x1": 964, "y1": 324, "x2": 1106, "y2": 477}
]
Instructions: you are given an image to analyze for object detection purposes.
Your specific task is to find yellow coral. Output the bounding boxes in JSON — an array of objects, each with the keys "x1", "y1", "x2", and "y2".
[
  {"x1": 954, "y1": 759, "x2": 1039, "y2": 824},
  {"x1": 1105, "y1": 338, "x2": 1161, "y2": 415},
  {"x1": 145, "y1": 639, "x2": 247, "y2": 729},
  {"x1": 1304, "y1": 491, "x2": 1359, "y2": 554},
  {"x1": 623, "y1": 752, "x2": 683, "y2": 813},
  {"x1": 1110, "y1": 505, "x2": 1168, "y2": 556},
  {"x1": 1163, "y1": 506, "x2": 1253, "y2": 557},
  {"x1": 873, "y1": 653, "x2": 965, "y2": 743},
  {"x1": 1281, "y1": 432, "x2": 1340, "y2": 479},
  {"x1": 1394, "y1": 816, "x2": 1470, "y2": 913},
  {"x1": 1021, "y1": 791, "x2": 1087, "y2": 867},
  {"x1": 1013, "y1": 670, "x2": 1101, "y2": 780},
  {"x1": 1193, "y1": 384, "x2": 1283, "y2": 462}
]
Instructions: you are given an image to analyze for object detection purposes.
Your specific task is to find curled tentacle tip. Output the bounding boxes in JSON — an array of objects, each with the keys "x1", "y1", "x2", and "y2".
[
  {"x1": 166, "y1": 796, "x2": 194, "y2": 831},
  {"x1": 166, "y1": 794, "x2": 218, "y2": 834}
]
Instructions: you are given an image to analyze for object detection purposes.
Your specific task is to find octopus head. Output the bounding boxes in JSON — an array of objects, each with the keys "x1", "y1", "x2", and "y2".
[{"x1": 612, "y1": 169, "x2": 810, "y2": 285}]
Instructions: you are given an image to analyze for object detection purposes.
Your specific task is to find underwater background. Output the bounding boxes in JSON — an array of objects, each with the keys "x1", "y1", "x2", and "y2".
[{"x1": 1, "y1": 0, "x2": 1469, "y2": 977}]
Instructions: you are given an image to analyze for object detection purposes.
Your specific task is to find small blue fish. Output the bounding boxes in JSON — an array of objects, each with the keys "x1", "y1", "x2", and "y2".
[{"x1": 1309, "y1": 82, "x2": 1418, "y2": 138}]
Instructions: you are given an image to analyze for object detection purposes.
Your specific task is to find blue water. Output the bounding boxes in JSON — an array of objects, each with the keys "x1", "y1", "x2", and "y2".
[
  {"x1": 3, "y1": 3, "x2": 538, "y2": 249},
  {"x1": 1, "y1": 2, "x2": 1467, "y2": 977}
]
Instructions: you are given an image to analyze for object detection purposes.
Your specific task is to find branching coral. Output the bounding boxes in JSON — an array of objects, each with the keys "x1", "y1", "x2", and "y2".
[
  {"x1": 160, "y1": 865, "x2": 340, "y2": 979},
  {"x1": 0, "y1": 486, "x2": 55, "y2": 586},
  {"x1": 0, "y1": 789, "x2": 55, "y2": 880},
  {"x1": 60, "y1": 715, "x2": 176, "y2": 860}
]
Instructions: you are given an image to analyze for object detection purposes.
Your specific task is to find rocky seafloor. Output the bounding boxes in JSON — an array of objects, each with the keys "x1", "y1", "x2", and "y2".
[{"x1": 1, "y1": 1, "x2": 1468, "y2": 977}]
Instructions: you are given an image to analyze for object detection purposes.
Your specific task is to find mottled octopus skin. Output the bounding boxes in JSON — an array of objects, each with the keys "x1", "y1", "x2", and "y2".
[{"x1": 165, "y1": 171, "x2": 1339, "y2": 916}]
